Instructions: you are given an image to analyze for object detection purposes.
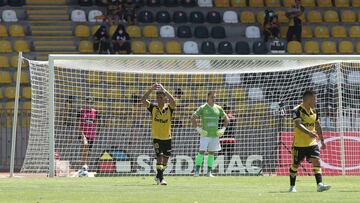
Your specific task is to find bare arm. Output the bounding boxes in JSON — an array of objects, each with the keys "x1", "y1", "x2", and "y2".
[
  {"x1": 191, "y1": 115, "x2": 198, "y2": 128},
  {"x1": 295, "y1": 119, "x2": 318, "y2": 138},
  {"x1": 159, "y1": 84, "x2": 176, "y2": 109},
  {"x1": 141, "y1": 84, "x2": 157, "y2": 108},
  {"x1": 223, "y1": 114, "x2": 230, "y2": 128}
]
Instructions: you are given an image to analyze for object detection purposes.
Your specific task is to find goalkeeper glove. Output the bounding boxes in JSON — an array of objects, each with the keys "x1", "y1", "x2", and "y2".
[
  {"x1": 216, "y1": 127, "x2": 226, "y2": 137},
  {"x1": 196, "y1": 127, "x2": 208, "y2": 136}
]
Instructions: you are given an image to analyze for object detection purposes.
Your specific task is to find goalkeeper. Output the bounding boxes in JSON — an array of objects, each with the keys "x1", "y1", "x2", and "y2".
[{"x1": 191, "y1": 91, "x2": 229, "y2": 177}]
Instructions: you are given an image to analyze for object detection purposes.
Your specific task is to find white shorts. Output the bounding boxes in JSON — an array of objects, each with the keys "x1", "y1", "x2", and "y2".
[{"x1": 199, "y1": 136, "x2": 221, "y2": 152}]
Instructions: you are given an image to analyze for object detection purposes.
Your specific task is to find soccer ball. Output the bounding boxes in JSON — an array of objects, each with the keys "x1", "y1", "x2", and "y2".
[{"x1": 78, "y1": 165, "x2": 89, "y2": 177}]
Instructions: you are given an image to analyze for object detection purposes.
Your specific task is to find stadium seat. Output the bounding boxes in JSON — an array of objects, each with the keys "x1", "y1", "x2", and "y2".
[
  {"x1": 8, "y1": 0, "x2": 24, "y2": 6},
  {"x1": 23, "y1": 101, "x2": 31, "y2": 110},
  {"x1": 0, "y1": 40, "x2": 12, "y2": 53},
  {"x1": 341, "y1": 10, "x2": 356, "y2": 23},
  {"x1": 91, "y1": 25, "x2": 100, "y2": 35},
  {"x1": 356, "y1": 42, "x2": 360, "y2": 53},
  {"x1": 198, "y1": 0, "x2": 213, "y2": 7},
  {"x1": 314, "y1": 26, "x2": 330, "y2": 38},
  {"x1": 88, "y1": 10, "x2": 103, "y2": 22},
  {"x1": 22, "y1": 86, "x2": 31, "y2": 99},
  {"x1": 324, "y1": 10, "x2": 339, "y2": 23},
  {"x1": 75, "y1": 25, "x2": 90, "y2": 37},
  {"x1": 173, "y1": 11, "x2": 187, "y2": 23},
  {"x1": 207, "y1": 11, "x2": 221, "y2": 23},
  {"x1": 4, "y1": 87, "x2": 16, "y2": 99},
  {"x1": 321, "y1": 41, "x2": 337, "y2": 54},
  {"x1": 287, "y1": 41, "x2": 302, "y2": 54},
  {"x1": 223, "y1": 11, "x2": 238, "y2": 23},
  {"x1": 143, "y1": 25, "x2": 158, "y2": 38},
  {"x1": 183, "y1": 41, "x2": 199, "y2": 54},
  {"x1": 194, "y1": 26, "x2": 209, "y2": 38},
  {"x1": 280, "y1": 26, "x2": 288, "y2": 38},
  {"x1": 307, "y1": 10, "x2": 322, "y2": 23},
  {"x1": 14, "y1": 40, "x2": 30, "y2": 52},
  {"x1": 190, "y1": 11, "x2": 205, "y2": 24},
  {"x1": 191, "y1": 75, "x2": 206, "y2": 84},
  {"x1": 147, "y1": 0, "x2": 161, "y2": 6},
  {"x1": 353, "y1": 0, "x2": 360, "y2": 7},
  {"x1": 350, "y1": 26, "x2": 360, "y2": 38},
  {"x1": 9, "y1": 24, "x2": 25, "y2": 37},
  {"x1": 11, "y1": 55, "x2": 27, "y2": 68},
  {"x1": 160, "y1": 25, "x2": 175, "y2": 38},
  {"x1": 252, "y1": 41, "x2": 268, "y2": 54},
  {"x1": 138, "y1": 10, "x2": 154, "y2": 23},
  {"x1": 211, "y1": 26, "x2": 226, "y2": 38},
  {"x1": 218, "y1": 41, "x2": 233, "y2": 54},
  {"x1": 214, "y1": 0, "x2": 230, "y2": 7},
  {"x1": 331, "y1": 26, "x2": 347, "y2": 38},
  {"x1": 249, "y1": 0, "x2": 264, "y2": 7},
  {"x1": 0, "y1": 24, "x2": 8, "y2": 37},
  {"x1": 302, "y1": 26, "x2": 313, "y2": 38},
  {"x1": 298, "y1": 0, "x2": 316, "y2": 7},
  {"x1": 265, "y1": 0, "x2": 280, "y2": 7},
  {"x1": 304, "y1": 41, "x2": 320, "y2": 54},
  {"x1": 109, "y1": 25, "x2": 117, "y2": 36},
  {"x1": 335, "y1": 0, "x2": 349, "y2": 7},
  {"x1": 0, "y1": 56, "x2": 9, "y2": 68},
  {"x1": 240, "y1": 11, "x2": 256, "y2": 24},
  {"x1": 79, "y1": 0, "x2": 93, "y2": 6},
  {"x1": 245, "y1": 26, "x2": 261, "y2": 38},
  {"x1": 201, "y1": 41, "x2": 216, "y2": 54},
  {"x1": 71, "y1": 9, "x2": 87, "y2": 22},
  {"x1": 231, "y1": 0, "x2": 246, "y2": 7},
  {"x1": 256, "y1": 11, "x2": 265, "y2": 24},
  {"x1": 317, "y1": 0, "x2": 332, "y2": 7},
  {"x1": 2, "y1": 10, "x2": 18, "y2": 22},
  {"x1": 277, "y1": 11, "x2": 289, "y2": 23},
  {"x1": 0, "y1": 71, "x2": 11, "y2": 84},
  {"x1": 156, "y1": 11, "x2": 171, "y2": 23},
  {"x1": 14, "y1": 71, "x2": 29, "y2": 84},
  {"x1": 149, "y1": 41, "x2": 164, "y2": 54},
  {"x1": 177, "y1": 26, "x2": 192, "y2": 38},
  {"x1": 235, "y1": 41, "x2": 250, "y2": 54},
  {"x1": 339, "y1": 41, "x2": 353, "y2": 54},
  {"x1": 165, "y1": 0, "x2": 179, "y2": 6},
  {"x1": 126, "y1": 25, "x2": 141, "y2": 38},
  {"x1": 131, "y1": 40, "x2": 146, "y2": 54},
  {"x1": 79, "y1": 40, "x2": 93, "y2": 53},
  {"x1": 166, "y1": 40, "x2": 182, "y2": 54}
]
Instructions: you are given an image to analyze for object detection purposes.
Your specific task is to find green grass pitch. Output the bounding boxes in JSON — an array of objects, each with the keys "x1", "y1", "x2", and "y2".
[{"x1": 0, "y1": 176, "x2": 359, "y2": 203}]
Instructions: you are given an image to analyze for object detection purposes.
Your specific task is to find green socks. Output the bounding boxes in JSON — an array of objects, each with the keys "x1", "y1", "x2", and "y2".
[
  {"x1": 208, "y1": 154, "x2": 215, "y2": 171},
  {"x1": 195, "y1": 153, "x2": 204, "y2": 167}
]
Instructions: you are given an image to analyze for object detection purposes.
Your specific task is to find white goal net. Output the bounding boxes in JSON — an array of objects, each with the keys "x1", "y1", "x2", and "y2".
[{"x1": 20, "y1": 55, "x2": 360, "y2": 177}]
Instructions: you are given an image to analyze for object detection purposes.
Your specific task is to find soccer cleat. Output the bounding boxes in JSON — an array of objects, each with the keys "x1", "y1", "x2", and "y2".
[
  {"x1": 194, "y1": 169, "x2": 200, "y2": 177},
  {"x1": 317, "y1": 183, "x2": 331, "y2": 192},
  {"x1": 154, "y1": 177, "x2": 160, "y2": 185},
  {"x1": 160, "y1": 179, "x2": 167, "y2": 185},
  {"x1": 206, "y1": 171, "x2": 214, "y2": 177},
  {"x1": 289, "y1": 186, "x2": 297, "y2": 193}
]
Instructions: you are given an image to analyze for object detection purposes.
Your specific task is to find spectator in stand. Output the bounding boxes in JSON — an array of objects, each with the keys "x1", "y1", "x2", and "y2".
[
  {"x1": 123, "y1": 0, "x2": 137, "y2": 24},
  {"x1": 106, "y1": 0, "x2": 125, "y2": 25},
  {"x1": 286, "y1": 0, "x2": 305, "y2": 42},
  {"x1": 112, "y1": 24, "x2": 131, "y2": 54},
  {"x1": 263, "y1": 9, "x2": 280, "y2": 42},
  {"x1": 93, "y1": 25, "x2": 110, "y2": 54}
]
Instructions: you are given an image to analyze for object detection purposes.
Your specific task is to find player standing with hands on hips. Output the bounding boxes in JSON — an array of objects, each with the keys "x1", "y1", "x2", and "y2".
[
  {"x1": 289, "y1": 90, "x2": 331, "y2": 192},
  {"x1": 141, "y1": 83, "x2": 176, "y2": 185},
  {"x1": 191, "y1": 91, "x2": 230, "y2": 177}
]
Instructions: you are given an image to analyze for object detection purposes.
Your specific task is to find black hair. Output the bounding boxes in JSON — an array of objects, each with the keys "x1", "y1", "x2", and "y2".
[
  {"x1": 207, "y1": 91, "x2": 215, "y2": 97},
  {"x1": 156, "y1": 91, "x2": 166, "y2": 96},
  {"x1": 302, "y1": 90, "x2": 316, "y2": 100}
]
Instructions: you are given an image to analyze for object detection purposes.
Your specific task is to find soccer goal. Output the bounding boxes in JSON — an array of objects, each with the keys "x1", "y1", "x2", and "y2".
[{"x1": 17, "y1": 55, "x2": 360, "y2": 177}]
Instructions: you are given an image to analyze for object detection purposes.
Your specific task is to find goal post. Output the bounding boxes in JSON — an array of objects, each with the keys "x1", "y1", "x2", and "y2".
[{"x1": 20, "y1": 55, "x2": 360, "y2": 177}]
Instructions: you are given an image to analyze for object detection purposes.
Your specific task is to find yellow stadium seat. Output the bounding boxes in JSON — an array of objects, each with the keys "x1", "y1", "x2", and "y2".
[
  {"x1": 280, "y1": 26, "x2": 288, "y2": 38},
  {"x1": 231, "y1": 0, "x2": 246, "y2": 7},
  {"x1": 14, "y1": 71, "x2": 29, "y2": 84},
  {"x1": 314, "y1": 26, "x2": 330, "y2": 38},
  {"x1": 317, "y1": 0, "x2": 332, "y2": 7},
  {"x1": 0, "y1": 40, "x2": 12, "y2": 53},
  {"x1": 75, "y1": 25, "x2": 90, "y2": 37},
  {"x1": 126, "y1": 25, "x2": 141, "y2": 38},
  {"x1": 11, "y1": 55, "x2": 27, "y2": 68},
  {"x1": 138, "y1": 73, "x2": 152, "y2": 84},
  {"x1": 208, "y1": 74, "x2": 224, "y2": 85},
  {"x1": 86, "y1": 72, "x2": 101, "y2": 83},
  {"x1": 5, "y1": 102, "x2": 15, "y2": 110},
  {"x1": 22, "y1": 86, "x2": 31, "y2": 99},
  {"x1": 215, "y1": 0, "x2": 230, "y2": 7},
  {"x1": 120, "y1": 73, "x2": 136, "y2": 85},
  {"x1": 302, "y1": 26, "x2": 313, "y2": 38},
  {"x1": 155, "y1": 74, "x2": 171, "y2": 85},
  {"x1": 324, "y1": 10, "x2": 339, "y2": 23},
  {"x1": 0, "y1": 71, "x2": 11, "y2": 84},
  {"x1": 166, "y1": 40, "x2": 182, "y2": 54},
  {"x1": 331, "y1": 26, "x2": 347, "y2": 38},
  {"x1": 91, "y1": 25, "x2": 100, "y2": 35},
  {"x1": 0, "y1": 56, "x2": 10, "y2": 68},
  {"x1": 307, "y1": 10, "x2": 322, "y2": 23},
  {"x1": 79, "y1": 40, "x2": 93, "y2": 53},
  {"x1": 107, "y1": 89, "x2": 122, "y2": 99},
  {"x1": 339, "y1": 41, "x2": 353, "y2": 54},
  {"x1": 90, "y1": 88, "x2": 105, "y2": 99},
  {"x1": 321, "y1": 41, "x2": 337, "y2": 54},
  {"x1": 22, "y1": 101, "x2": 31, "y2": 110},
  {"x1": 104, "y1": 72, "x2": 118, "y2": 84},
  {"x1": 143, "y1": 25, "x2": 158, "y2": 38},
  {"x1": 0, "y1": 24, "x2": 8, "y2": 37},
  {"x1": 149, "y1": 41, "x2": 164, "y2": 54},
  {"x1": 350, "y1": 26, "x2": 360, "y2": 38},
  {"x1": 173, "y1": 74, "x2": 188, "y2": 84},
  {"x1": 124, "y1": 87, "x2": 140, "y2": 99},
  {"x1": 277, "y1": 11, "x2": 289, "y2": 23},
  {"x1": 304, "y1": 41, "x2": 320, "y2": 54},
  {"x1": 109, "y1": 25, "x2": 117, "y2": 36},
  {"x1": 301, "y1": 0, "x2": 316, "y2": 7},
  {"x1": 335, "y1": 0, "x2": 349, "y2": 7},
  {"x1": 191, "y1": 74, "x2": 206, "y2": 84},
  {"x1": 283, "y1": 0, "x2": 294, "y2": 7},
  {"x1": 5, "y1": 87, "x2": 16, "y2": 99},
  {"x1": 241, "y1": 11, "x2": 256, "y2": 23},
  {"x1": 256, "y1": 12, "x2": 264, "y2": 24},
  {"x1": 287, "y1": 41, "x2": 302, "y2": 54},
  {"x1": 265, "y1": 0, "x2": 280, "y2": 7},
  {"x1": 14, "y1": 40, "x2": 30, "y2": 52},
  {"x1": 341, "y1": 10, "x2": 356, "y2": 22},
  {"x1": 9, "y1": 25, "x2": 25, "y2": 37},
  {"x1": 353, "y1": 0, "x2": 360, "y2": 7},
  {"x1": 131, "y1": 40, "x2": 146, "y2": 54},
  {"x1": 249, "y1": 0, "x2": 264, "y2": 7},
  {"x1": 356, "y1": 42, "x2": 360, "y2": 53}
]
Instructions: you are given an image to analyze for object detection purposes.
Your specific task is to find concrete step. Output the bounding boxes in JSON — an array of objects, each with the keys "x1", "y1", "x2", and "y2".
[
  {"x1": 31, "y1": 36, "x2": 74, "y2": 39},
  {"x1": 30, "y1": 25, "x2": 72, "y2": 31},
  {"x1": 29, "y1": 20, "x2": 72, "y2": 26},
  {"x1": 31, "y1": 30, "x2": 73, "y2": 36},
  {"x1": 34, "y1": 45, "x2": 77, "y2": 51},
  {"x1": 28, "y1": 14, "x2": 69, "y2": 20},
  {"x1": 33, "y1": 40, "x2": 74, "y2": 45},
  {"x1": 26, "y1": 0, "x2": 67, "y2": 5},
  {"x1": 27, "y1": 9, "x2": 68, "y2": 15}
]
